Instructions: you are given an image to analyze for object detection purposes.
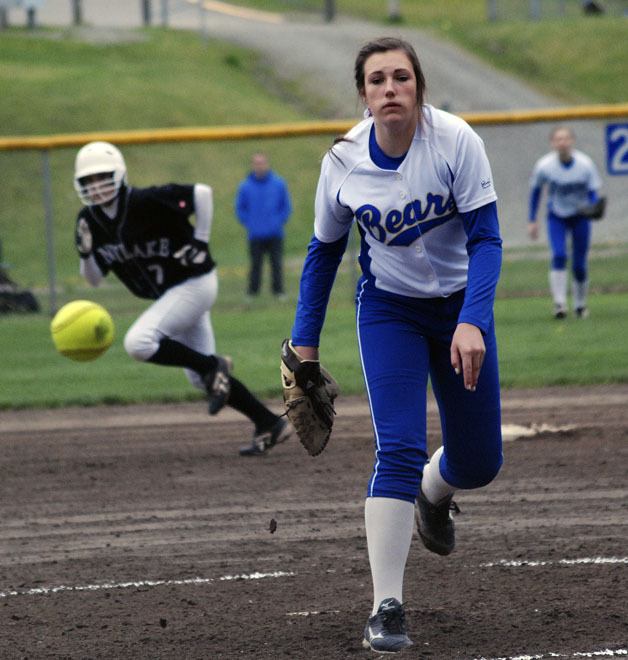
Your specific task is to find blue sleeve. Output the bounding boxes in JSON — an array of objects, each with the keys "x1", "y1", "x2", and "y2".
[
  {"x1": 291, "y1": 233, "x2": 349, "y2": 346},
  {"x1": 458, "y1": 201, "x2": 502, "y2": 334},
  {"x1": 529, "y1": 185, "x2": 541, "y2": 221},
  {"x1": 588, "y1": 189, "x2": 598, "y2": 203},
  {"x1": 280, "y1": 180, "x2": 292, "y2": 225},
  {"x1": 235, "y1": 183, "x2": 248, "y2": 225}
]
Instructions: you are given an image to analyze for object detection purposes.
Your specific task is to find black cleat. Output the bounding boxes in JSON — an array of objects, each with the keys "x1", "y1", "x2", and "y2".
[
  {"x1": 205, "y1": 355, "x2": 232, "y2": 416},
  {"x1": 575, "y1": 306, "x2": 589, "y2": 319},
  {"x1": 362, "y1": 598, "x2": 413, "y2": 653},
  {"x1": 554, "y1": 304, "x2": 567, "y2": 320},
  {"x1": 239, "y1": 417, "x2": 292, "y2": 456},
  {"x1": 415, "y1": 489, "x2": 459, "y2": 556}
]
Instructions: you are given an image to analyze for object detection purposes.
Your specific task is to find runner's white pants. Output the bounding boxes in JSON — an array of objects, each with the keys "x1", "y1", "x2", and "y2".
[{"x1": 124, "y1": 270, "x2": 218, "y2": 391}]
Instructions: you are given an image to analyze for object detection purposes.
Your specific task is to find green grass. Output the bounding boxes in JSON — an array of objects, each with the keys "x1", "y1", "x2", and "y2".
[
  {"x1": 2, "y1": 251, "x2": 628, "y2": 409},
  {"x1": 1, "y1": 26, "x2": 627, "y2": 409},
  {"x1": 236, "y1": 0, "x2": 628, "y2": 104},
  {"x1": 0, "y1": 29, "x2": 332, "y2": 289}
]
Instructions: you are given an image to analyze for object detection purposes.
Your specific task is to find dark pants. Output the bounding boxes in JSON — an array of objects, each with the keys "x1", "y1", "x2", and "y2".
[{"x1": 248, "y1": 237, "x2": 284, "y2": 295}]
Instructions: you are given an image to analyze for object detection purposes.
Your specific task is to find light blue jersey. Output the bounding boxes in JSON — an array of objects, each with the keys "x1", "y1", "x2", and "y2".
[
  {"x1": 529, "y1": 149, "x2": 602, "y2": 220},
  {"x1": 314, "y1": 105, "x2": 497, "y2": 298},
  {"x1": 292, "y1": 105, "x2": 502, "y2": 347}
]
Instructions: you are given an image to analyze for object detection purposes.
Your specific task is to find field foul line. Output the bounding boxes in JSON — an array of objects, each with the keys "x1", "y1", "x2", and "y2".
[
  {"x1": 287, "y1": 610, "x2": 341, "y2": 617},
  {"x1": 480, "y1": 556, "x2": 627, "y2": 568},
  {"x1": 1, "y1": 555, "x2": 625, "y2": 600},
  {"x1": 474, "y1": 648, "x2": 627, "y2": 659},
  {"x1": 0, "y1": 570, "x2": 295, "y2": 599}
]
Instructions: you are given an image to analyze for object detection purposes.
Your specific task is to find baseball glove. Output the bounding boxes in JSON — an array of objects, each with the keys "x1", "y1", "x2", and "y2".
[
  {"x1": 280, "y1": 339, "x2": 339, "y2": 456},
  {"x1": 577, "y1": 196, "x2": 606, "y2": 220}
]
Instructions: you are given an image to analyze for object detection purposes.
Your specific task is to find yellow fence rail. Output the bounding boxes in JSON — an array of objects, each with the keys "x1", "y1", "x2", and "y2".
[{"x1": 1, "y1": 103, "x2": 627, "y2": 152}]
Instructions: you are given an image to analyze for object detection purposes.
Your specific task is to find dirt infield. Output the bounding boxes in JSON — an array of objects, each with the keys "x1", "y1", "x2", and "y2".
[{"x1": 1, "y1": 385, "x2": 627, "y2": 659}]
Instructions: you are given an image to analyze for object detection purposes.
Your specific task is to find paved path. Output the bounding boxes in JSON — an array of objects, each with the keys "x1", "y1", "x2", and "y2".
[{"x1": 10, "y1": 0, "x2": 626, "y2": 245}]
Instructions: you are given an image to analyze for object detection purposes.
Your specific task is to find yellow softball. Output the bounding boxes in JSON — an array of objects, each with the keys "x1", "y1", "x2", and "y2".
[{"x1": 50, "y1": 300, "x2": 115, "y2": 362}]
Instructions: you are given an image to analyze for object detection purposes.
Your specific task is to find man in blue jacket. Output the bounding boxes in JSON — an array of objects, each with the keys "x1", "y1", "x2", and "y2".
[{"x1": 235, "y1": 152, "x2": 292, "y2": 299}]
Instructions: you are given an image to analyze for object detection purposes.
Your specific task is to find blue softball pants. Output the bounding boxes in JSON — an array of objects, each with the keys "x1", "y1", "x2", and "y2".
[
  {"x1": 547, "y1": 212, "x2": 591, "y2": 282},
  {"x1": 356, "y1": 281, "x2": 503, "y2": 504}
]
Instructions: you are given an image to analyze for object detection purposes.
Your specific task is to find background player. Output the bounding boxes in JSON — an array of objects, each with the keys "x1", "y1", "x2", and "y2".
[
  {"x1": 528, "y1": 126, "x2": 603, "y2": 319},
  {"x1": 286, "y1": 38, "x2": 503, "y2": 652},
  {"x1": 73, "y1": 141, "x2": 291, "y2": 456},
  {"x1": 235, "y1": 152, "x2": 292, "y2": 300}
]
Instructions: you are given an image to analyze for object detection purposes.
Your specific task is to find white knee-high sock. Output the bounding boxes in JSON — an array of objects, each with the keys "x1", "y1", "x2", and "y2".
[
  {"x1": 421, "y1": 446, "x2": 457, "y2": 504},
  {"x1": 572, "y1": 279, "x2": 589, "y2": 309},
  {"x1": 549, "y1": 269, "x2": 568, "y2": 308},
  {"x1": 365, "y1": 497, "x2": 415, "y2": 615}
]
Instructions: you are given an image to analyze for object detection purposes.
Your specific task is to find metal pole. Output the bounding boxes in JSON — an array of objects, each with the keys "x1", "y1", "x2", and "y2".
[
  {"x1": 41, "y1": 150, "x2": 58, "y2": 316},
  {"x1": 160, "y1": 0, "x2": 168, "y2": 26},
  {"x1": 72, "y1": 0, "x2": 82, "y2": 26},
  {"x1": 0, "y1": 8, "x2": 8, "y2": 29},
  {"x1": 142, "y1": 0, "x2": 152, "y2": 26},
  {"x1": 387, "y1": 0, "x2": 401, "y2": 22},
  {"x1": 26, "y1": 6, "x2": 36, "y2": 29},
  {"x1": 487, "y1": 0, "x2": 498, "y2": 22},
  {"x1": 529, "y1": 0, "x2": 541, "y2": 20},
  {"x1": 324, "y1": 0, "x2": 335, "y2": 22},
  {"x1": 198, "y1": 1, "x2": 208, "y2": 43}
]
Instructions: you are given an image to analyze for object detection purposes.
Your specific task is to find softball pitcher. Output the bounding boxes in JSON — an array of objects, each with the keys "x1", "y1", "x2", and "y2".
[
  {"x1": 287, "y1": 38, "x2": 503, "y2": 652},
  {"x1": 73, "y1": 141, "x2": 291, "y2": 456}
]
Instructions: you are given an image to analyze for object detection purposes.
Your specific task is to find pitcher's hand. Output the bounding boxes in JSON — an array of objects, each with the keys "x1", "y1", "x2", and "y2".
[{"x1": 450, "y1": 322, "x2": 485, "y2": 392}]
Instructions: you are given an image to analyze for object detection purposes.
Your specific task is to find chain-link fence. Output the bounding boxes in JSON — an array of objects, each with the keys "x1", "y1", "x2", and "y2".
[{"x1": 2, "y1": 107, "x2": 627, "y2": 316}]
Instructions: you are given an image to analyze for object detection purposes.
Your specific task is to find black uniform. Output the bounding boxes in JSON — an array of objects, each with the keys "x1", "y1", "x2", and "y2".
[
  {"x1": 75, "y1": 179, "x2": 287, "y2": 454},
  {"x1": 75, "y1": 184, "x2": 215, "y2": 299}
]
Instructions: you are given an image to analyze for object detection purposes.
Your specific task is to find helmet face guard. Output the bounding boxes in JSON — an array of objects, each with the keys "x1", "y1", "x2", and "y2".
[
  {"x1": 73, "y1": 141, "x2": 127, "y2": 206},
  {"x1": 74, "y1": 170, "x2": 124, "y2": 206}
]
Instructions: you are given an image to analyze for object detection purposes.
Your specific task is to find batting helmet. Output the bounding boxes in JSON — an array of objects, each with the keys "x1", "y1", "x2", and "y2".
[{"x1": 74, "y1": 141, "x2": 127, "y2": 206}]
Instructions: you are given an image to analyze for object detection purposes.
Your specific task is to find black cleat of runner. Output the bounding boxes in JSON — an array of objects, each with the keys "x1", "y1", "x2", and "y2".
[
  {"x1": 239, "y1": 417, "x2": 292, "y2": 456},
  {"x1": 205, "y1": 355, "x2": 232, "y2": 416}
]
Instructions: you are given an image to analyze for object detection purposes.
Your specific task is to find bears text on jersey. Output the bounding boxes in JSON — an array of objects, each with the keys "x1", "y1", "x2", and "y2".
[{"x1": 356, "y1": 191, "x2": 456, "y2": 246}]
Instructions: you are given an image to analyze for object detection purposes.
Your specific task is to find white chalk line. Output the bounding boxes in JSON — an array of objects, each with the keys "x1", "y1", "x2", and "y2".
[
  {"x1": 2, "y1": 564, "x2": 625, "y2": 659},
  {"x1": 0, "y1": 570, "x2": 295, "y2": 599},
  {"x1": 475, "y1": 648, "x2": 627, "y2": 659},
  {"x1": 2, "y1": 555, "x2": 624, "y2": 600},
  {"x1": 480, "y1": 556, "x2": 628, "y2": 568},
  {"x1": 286, "y1": 609, "x2": 340, "y2": 617}
]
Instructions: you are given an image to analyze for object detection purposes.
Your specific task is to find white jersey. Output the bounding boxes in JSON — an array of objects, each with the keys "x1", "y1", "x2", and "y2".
[
  {"x1": 314, "y1": 105, "x2": 497, "y2": 299},
  {"x1": 530, "y1": 149, "x2": 602, "y2": 219}
]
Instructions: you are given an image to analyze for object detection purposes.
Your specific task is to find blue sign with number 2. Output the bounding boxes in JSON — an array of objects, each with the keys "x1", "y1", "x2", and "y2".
[{"x1": 606, "y1": 123, "x2": 628, "y2": 175}]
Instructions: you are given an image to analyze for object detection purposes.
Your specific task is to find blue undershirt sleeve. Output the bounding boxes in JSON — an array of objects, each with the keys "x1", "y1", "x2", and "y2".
[
  {"x1": 458, "y1": 201, "x2": 502, "y2": 334},
  {"x1": 529, "y1": 185, "x2": 541, "y2": 221},
  {"x1": 291, "y1": 233, "x2": 350, "y2": 346},
  {"x1": 587, "y1": 189, "x2": 599, "y2": 204}
]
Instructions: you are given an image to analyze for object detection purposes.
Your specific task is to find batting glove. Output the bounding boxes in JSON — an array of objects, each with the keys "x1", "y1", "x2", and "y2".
[
  {"x1": 173, "y1": 238, "x2": 209, "y2": 270},
  {"x1": 76, "y1": 218, "x2": 93, "y2": 258}
]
